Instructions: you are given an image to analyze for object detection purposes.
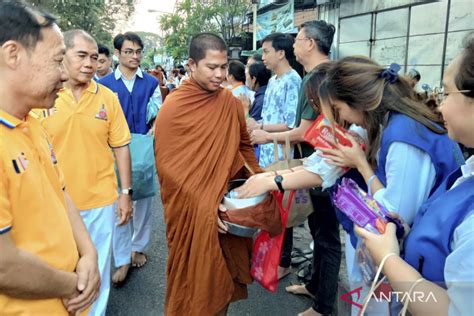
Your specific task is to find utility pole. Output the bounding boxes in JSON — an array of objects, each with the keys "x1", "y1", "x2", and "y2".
[{"x1": 252, "y1": 0, "x2": 258, "y2": 51}]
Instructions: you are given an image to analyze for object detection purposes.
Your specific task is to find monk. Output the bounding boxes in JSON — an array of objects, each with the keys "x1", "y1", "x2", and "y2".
[{"x1": 155, "y1": 33, "x2": 262, "y2": 315}]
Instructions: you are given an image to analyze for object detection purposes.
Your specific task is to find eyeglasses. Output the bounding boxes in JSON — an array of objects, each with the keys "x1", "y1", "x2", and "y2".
[
  {"x1": 120, "y1": 49, "x2": 143, "y2": 57},
  {"x1": 439, "y1": 89, "x2": 471, "y2": 100}
]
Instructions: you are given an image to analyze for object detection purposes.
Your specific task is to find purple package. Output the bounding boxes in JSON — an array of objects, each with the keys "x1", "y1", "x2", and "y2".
[{"x1": 333, "y1": 178, "x2": 404, "y2": 237}]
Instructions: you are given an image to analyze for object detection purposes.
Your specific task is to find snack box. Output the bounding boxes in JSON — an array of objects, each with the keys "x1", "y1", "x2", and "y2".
[
  {"x1": 333, "y1": 178, "x2": 404, "y2": 238},
  {"x1": 303, "y1": 114, "x2": 353, "y2": 150}
]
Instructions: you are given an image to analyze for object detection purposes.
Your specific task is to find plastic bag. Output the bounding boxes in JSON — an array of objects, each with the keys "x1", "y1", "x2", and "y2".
[
  {"x1": 117, "y1": 133, "x2": 157, "y2": 200},
  {"x1": 250, "y1": 190, "x2": 294, "y2": 292}
]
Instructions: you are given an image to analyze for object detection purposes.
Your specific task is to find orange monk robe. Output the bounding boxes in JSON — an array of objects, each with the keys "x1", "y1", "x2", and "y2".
[{"x1": 155, "y1": 78, "x2": 263, "y2": 316}]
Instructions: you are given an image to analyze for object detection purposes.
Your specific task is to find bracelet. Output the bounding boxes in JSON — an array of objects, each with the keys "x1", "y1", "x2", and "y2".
[{"x1": 367, "y1": 174, "x2": 377, "y2": 196}]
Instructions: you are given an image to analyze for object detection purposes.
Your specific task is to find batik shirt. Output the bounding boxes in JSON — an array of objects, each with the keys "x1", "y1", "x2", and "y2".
[{"x1": 258, "y1": 69, "x2": 301, "y2": 168}]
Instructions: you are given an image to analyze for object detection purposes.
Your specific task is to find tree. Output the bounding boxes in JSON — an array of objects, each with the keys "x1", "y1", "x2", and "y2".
[
  {"x1": 160, "y1": 0, "x2": 252, "y2": 63},
  {"x1": 135, "y1": 31, "x2": 162, "y2": 66},
  {"x1": 29, "y1": 0, "x2": 135, "y2": 49}
]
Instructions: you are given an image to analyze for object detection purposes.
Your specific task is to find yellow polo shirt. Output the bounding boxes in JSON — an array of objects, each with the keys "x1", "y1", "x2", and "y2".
[
  {"x1": 40, "y1": 80, "x2": 131, "y2": 210},
  {"x1": 0, "y1": 109, "x2": 79, "y2": 315}
]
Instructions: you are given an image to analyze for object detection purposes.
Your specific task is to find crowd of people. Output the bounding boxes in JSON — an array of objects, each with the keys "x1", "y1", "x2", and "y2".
[{"x1": 0, "y1": 1, "x2": 473, "y2": 316}]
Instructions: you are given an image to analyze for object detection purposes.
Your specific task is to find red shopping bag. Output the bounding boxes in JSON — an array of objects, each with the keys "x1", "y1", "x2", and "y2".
[{"x1": 250, "y1": 190, "x2": 295, "y2": 292}]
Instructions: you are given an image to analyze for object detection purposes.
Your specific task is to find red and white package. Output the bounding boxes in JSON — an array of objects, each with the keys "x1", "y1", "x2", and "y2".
[{"x1": 303, "y1": 114, "x2": 363, "y2": 150}]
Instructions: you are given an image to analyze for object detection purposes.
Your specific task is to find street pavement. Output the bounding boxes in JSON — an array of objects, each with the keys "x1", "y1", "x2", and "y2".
[{"x1": 107, "y1": 186, "x2": 350, "y2": 316}]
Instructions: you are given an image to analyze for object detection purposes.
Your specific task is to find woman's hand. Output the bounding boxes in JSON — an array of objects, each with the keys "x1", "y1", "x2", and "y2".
[
  {"x1": 355, "y1": 222, "x2": 400, "y2": 266},
  {"x1": 234, "y1": 176, "x2": 275, "y2": 198},
  {"x1": 317, "y1": 133, "x2": 367, "y2": 169}
]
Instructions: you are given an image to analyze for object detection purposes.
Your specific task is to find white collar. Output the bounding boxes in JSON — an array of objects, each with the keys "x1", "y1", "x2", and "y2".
[
  {"x1": 461, "y1": 155, "x2": 474, "y2": 179},
  {"x1": 114, "y1": 66, "x2": 143, "y2": 80}
]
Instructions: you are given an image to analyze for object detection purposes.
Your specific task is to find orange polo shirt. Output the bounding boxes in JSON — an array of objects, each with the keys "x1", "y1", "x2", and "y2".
[
  {"x1": 0, "y1": 109, "x2": 79, "y2": 315},
  {"x1": 40, "y1": 80, "x2": 131, "y2": 210}
]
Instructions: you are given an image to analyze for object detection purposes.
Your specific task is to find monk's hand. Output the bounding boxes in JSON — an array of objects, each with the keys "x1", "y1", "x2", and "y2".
[
  {"x1": 354, "y1": 223, "x2": 400, "y2": 266},
  {"x1": 234, "y1": 176, "x2": 275, "y2": 198},
  {"x1": 251, "y1": 129, "x2": 269, "y2": 145},
  {"x1": 217, "y1": 204, "x2": 228, "y2": 234}
]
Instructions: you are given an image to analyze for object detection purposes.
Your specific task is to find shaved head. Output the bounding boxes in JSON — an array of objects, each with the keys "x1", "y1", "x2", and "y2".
[{"x1": 189, "y1": 32, "x2": 227, "y2": 64}]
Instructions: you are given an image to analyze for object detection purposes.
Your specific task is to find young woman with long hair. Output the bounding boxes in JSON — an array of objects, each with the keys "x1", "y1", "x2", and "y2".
[{"x1": 356, "y1": 34, "x2": 474, "y2": 316}]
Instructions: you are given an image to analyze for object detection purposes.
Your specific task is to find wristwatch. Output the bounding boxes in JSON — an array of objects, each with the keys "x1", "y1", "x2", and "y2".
[
  {"x1": 121, "y1": 188, "x2": 133, "y2": 196},
  {"x1": 274, "y1": 175, "x2": 285, "y2": 193}
]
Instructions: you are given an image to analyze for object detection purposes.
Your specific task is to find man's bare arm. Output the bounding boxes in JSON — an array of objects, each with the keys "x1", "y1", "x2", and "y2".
[
  {"x1": 112, "y1": 145, "x2": 132, "y2": 225},
  {"x1": 0, "y1": 232, "x2": 77, "y2": 299},
  {"x1": 251, "y1": 119, "x2": 314, "y2": 145}
]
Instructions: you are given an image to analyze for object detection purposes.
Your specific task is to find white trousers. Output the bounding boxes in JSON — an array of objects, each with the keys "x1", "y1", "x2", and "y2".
[
  {"x1": 112, "y1": 196, "x2": 153, "y2": 267},
  {"x1": 80, "y1": 203, "x2": 115, "y2": 316}
]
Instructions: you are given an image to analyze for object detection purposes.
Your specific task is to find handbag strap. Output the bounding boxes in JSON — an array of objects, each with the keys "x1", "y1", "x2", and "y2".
[
  {"x1": 273, "y1": 137, "x2": 280, "y2": 162},
  {"x1": 296, "y1": 143, "x2": 303, "y2": 158},
  {"x1": 272, "y1": 134, "x2": 294, "y2": 162},
  {"x1": 243, "y1": 159, "x2": 256, "y2": 176},
  {"x1": 274, "y1": 190, "x2": 295, "y2": 214},
  {"x1": 359, "y1": 252, "x2": 397, "y2": 315},
  {"x1": 284, "y1": 133, "x2": 291, "y2": 161},
  {"x1": 399, "y1": 277, "x2": 425, "y2": 316}
]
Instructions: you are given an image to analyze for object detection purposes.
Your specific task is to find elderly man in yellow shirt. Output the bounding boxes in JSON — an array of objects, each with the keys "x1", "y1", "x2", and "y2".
[
  {"x1": 37, "y1": 29, "x2": 133, "y2": 316},
  {"x1": 0, "y1": 2, "x2": 100, "y2": 315}
]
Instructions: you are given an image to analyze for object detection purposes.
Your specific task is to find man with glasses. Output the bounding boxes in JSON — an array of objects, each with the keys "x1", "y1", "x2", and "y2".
[
  {"x1": 249, "y1": 21, "x2": 339, "y2": 316},
  {"x1": 99, "y1": 32, "x2": 161, "y2": 285}
]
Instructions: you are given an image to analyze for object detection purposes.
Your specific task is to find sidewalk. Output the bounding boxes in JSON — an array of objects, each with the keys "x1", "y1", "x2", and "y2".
[{"x1": 107, "y1": 190, "x2": 352, "y2": 315}]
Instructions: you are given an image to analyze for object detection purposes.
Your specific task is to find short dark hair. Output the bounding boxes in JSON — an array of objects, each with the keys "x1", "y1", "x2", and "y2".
[
  {"x1": 179, "y1": 68, "x2": 186, "y2": 76},
  {"x1": 114, "y1": 32, "x2": 144, "y2": 50},
  {"x1": 189, "y1": 32, "x2": 227, "y2": 64},
  {"x1": 63, "y1": 29, "x2": 96, "y2": 51},
  {"x1": 301, "y1": 20, "x2": 336, "y2": 56},
  {"x1": 250, "y1": 53, "x2": 262, "y2": 62},
  {"x1": 0, "y1": 1, "x2": 57, "y2": 50},
  {"x1": 249, "y1": 62, "x2": 272, "y2": 87},
  {"x1": 455, "y1": 33, "x2": 474, "y2": 98},
  {"x1": 228, "y1": 60, "x2": 246, "y2": 83},
  {"x1": 262, "y1": 32, "x2": 295, "y2": 61},
  {"x1": 98, "y1": 44, "x2": 110, "y2": 57}
]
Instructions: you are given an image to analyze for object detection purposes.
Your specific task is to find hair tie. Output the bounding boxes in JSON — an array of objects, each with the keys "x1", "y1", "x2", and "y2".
[{"x1": 380, "y1": 63, "x2": 401, "y2": 84}]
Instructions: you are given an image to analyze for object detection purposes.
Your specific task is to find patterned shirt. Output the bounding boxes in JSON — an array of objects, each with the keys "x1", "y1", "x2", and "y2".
[{"x1": 259, "y1": 69, "x2": 301, "y2": 168}]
